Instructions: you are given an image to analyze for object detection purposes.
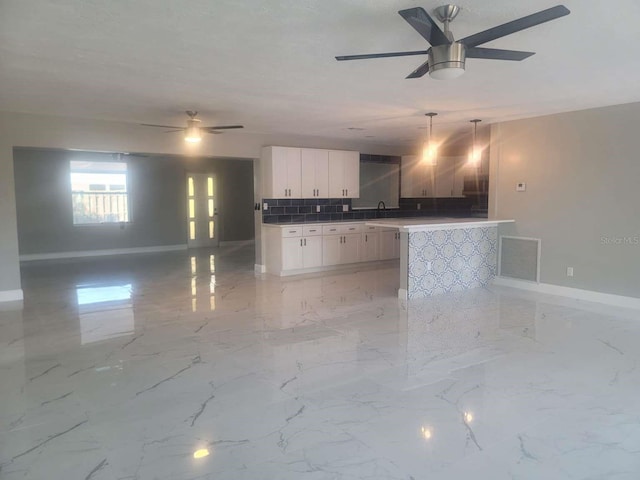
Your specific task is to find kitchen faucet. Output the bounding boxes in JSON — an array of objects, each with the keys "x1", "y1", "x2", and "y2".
[{"x1": 377, "y1": 201, "x2": 386, "y2": 217}]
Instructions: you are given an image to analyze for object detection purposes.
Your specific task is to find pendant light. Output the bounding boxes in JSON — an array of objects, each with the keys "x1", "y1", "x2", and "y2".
[
  {"x1": 468, "y1": 119, "x2": 481, "y2": 166},
  {"x1": 422, "y1": 112, "x2": 438, "y2": 166}
]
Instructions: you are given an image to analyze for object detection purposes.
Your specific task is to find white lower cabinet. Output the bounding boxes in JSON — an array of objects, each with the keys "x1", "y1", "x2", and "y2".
[
  {"x1": 322, "y1": 223, "x2": 362, "y2": 267},
  {"x1": 264, "y1": 222, "x2": 394, "y2": 275},
  {"x1": 361, "y1": 226, "x2": 379, "y2": 262},
  {"x1": 282, "y1": 236, "x2": 323, "y2": 270},
  {"x1": 379, "y1": 230, "x2": 400, "y2": 260}
]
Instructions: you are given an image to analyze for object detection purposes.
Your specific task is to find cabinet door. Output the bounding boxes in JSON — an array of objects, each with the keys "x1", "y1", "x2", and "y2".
[
  {"x1": 341, "y1": 233, "x2": 361, "y2": 264},
  {"x1": 361, "y1": 232, "x2": 379, "y2": 262},
  {"x1": 379, "y1": 231, "x2": 397, "y2": 260},
  {"x1": 328, "y1": 150, "x2": 346, "y2": 198},
  {"x1": 343, "y1": 151, "x2": 360, "y2": 198},
  {"x1": 434, "y1": 156, "x2": 456, "y2": 198},
  {"x1": 322, "y1": 235, "x2": 342, "y2": 266},
  {"x1": 282, "y1": 237, "x2": 303, "y2": 270},
  {"x1": 268, "y1": 147, "x2": 290, "y2": 198},
  {"x1": 285, "y1": 148, "x2": 302, "y2": 198},
  {"x1": 394, "y1": 232, "x2": 401, "y2": 258},
  {"x1": 302, "y1": 236, "x2": 323, "y2": 268},
  {"x1": 301, "y1": 149, "x2": 329, "y2": 198}
]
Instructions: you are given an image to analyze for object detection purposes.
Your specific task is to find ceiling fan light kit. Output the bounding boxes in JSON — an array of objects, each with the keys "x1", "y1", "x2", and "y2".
[
  {"x1": 141, "y1": 110, "x2": 244, "y2": 143},
  {"x1": 336, "y1": 4, "x2": 570, "y2": 80}
]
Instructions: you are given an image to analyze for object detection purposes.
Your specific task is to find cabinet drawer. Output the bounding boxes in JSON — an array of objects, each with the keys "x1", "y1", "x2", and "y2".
[
  {"x1": 363, "y1": 225, "x2": 378, "y2": 233},
  {"x1": 302, "y1": 225, "x2": 323, "y2": 236},
  {"x1": 322, "y1": 225, "x2": 341, "y2": 235},
  {"x1": 340, "y1": 224, "x2": 362, "y2": 234},
  {"x1": 281, "y1": 227, "x2": 303, "y2": 238}
]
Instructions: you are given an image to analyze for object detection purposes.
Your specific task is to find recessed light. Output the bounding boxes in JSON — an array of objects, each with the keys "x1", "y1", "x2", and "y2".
[{"x1": 347, "y1": 127, "x2": 365, "y2": 131}]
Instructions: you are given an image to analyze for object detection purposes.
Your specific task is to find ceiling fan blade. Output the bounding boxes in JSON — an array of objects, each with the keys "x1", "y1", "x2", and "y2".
[
  {"x1": 466, "y1": 47, "x2": 535, "y2": 61},
  {"x1": 398, "y1": 7, "x2": 450, "y2": 47},
  {"x1": 201, "y1": 125, "x2": 244, "y2": 132},
  {"x1": 140, "y1": 123, "x2": 183, "y2": 129},
  {"x1": 163, "y1": 129, "x2": 184, "y2": 133},
  {"x1": 460, "y1": 5, "x2": 570, "y2": 48},
  {"x1": 336, "y1": 50, "x2": 430, "y2": 61},
  {"x1": 406, "y1": 60, "x2": 430, "y2": 79}
]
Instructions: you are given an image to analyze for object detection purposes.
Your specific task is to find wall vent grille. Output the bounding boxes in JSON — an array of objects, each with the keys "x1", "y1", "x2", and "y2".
[{"x1": 499, "y1": 236, "x2": 540, "y2": 282}]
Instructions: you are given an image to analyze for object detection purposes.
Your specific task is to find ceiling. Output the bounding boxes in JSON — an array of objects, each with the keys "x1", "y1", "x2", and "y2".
[{"x1": 1, "y1": 0, "x2": 640, "y2": 147}]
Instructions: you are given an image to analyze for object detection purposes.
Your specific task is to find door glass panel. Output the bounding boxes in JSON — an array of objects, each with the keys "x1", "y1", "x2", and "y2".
[
  {"x1": 188, "y1": 177, "x2": 194, "y2": 197},
  {"x1": 208, "y1": 199, "x2": 214, "y2": 217},
  {"x1": 209, "y1": 221, "x2": 214, "y2": 239},
  {"x1": 189, "y1": 199, "x2": 195, "y2": 219},
  {"x1": 207, "y1": 177, "x2": 213, "y2": 197},
  {"x1": 189, "y1": 221, "x2": 196, "y2": 240}
]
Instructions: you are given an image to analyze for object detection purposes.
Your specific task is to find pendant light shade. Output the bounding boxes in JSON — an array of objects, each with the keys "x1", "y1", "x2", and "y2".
[
  {"x1": 468, "y1": 119, "x2": 482, "y2": 166},
  {"x1": 422, "y1": 112, "x2": 438, "y2": 166}
]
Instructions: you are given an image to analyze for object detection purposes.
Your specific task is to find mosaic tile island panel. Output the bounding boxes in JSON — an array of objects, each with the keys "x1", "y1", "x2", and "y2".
[{"x1": 408, "y1": 226, "x2": 498, "y2": 298}]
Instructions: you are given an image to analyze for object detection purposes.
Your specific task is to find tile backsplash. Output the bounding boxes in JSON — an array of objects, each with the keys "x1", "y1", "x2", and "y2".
[{"x1": 262, "y1": 196, "x2": 480, "y2": 224}]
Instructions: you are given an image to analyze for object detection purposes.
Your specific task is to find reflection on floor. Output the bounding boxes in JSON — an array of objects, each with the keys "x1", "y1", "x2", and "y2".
[{"x1": 1, "y1": 245, "x2": 640, "y2": 479}]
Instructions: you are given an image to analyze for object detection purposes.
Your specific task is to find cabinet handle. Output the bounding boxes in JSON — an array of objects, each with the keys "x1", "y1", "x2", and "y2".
[
  {"x1": 300, "y1": 239, "x2": 303, "y2": 247},
  {"x1": 304, "y1": 238, "x2": 307, "y2": 246},
  {"x1": 284, "y1": 188, "x2": 287, "y2": 196},
  {"x1": 339, "y1": 236, "x2": 342, "y2": 244},
  {"x1": 289, "y1": 230, "x2": 296, "y2": 234},
  {"x1": 365, "y1": 234, "x2": 368, "y2": 242},
  {"x1": 346, "y1": 189, "x2": 348, "y2": 196}
]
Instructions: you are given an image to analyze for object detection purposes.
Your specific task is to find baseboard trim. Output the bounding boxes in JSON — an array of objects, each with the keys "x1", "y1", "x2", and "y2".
[
  {"x1": 254, "y1": 264, "x2": 266, "y2": 274},
  {"x1": 493, "y1": 276, "x2": 640, "y2": 310},
  {"x1": 0, "y1": 289, "x2": 24, "y2": 302},
  {"x1": 219, "y1": 240, "x2": 255, "y2": 247},
  {"x1": 20, "y1": 244, "x2": 188, "y2": 262}
]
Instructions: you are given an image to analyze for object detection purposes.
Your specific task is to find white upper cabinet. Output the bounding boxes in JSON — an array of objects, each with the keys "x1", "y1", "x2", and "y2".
[
  {"x1": 262, "y1": 146, "x2": 302, "y2": 198},
  {"x1": 328, "y1": 150, "x2": 360, "y2": 198},
  {"x1": 401, "y1": 155, "x2": 435, "y2": 198},
  {"x1": 263, "y1": 147, "x2": 358, "y2": 199},
  {"x1": 301, "y1": 148, "x2": 329, "y2": 198}
]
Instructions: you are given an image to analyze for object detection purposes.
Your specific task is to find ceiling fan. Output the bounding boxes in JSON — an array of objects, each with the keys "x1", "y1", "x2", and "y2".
[
  {"x1": 141, "y1": 111, "x2": 244, "y2": 143},
  {"x1": 336, "y1": 4, "x2": 570, "y2": 80}
]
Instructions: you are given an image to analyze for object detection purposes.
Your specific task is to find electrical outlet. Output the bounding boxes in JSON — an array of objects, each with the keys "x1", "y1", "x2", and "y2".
[
  {"x1": 567, "y1": 267, "x2": 574, "y2": 277},
  {"x1": 417, "y1": 203, "x2": 421, "y2": 210},
  {"x1": 342, "y1": 204, "x2": 348, "y2": 212},
  {"x1": 427, "y1": 261, "x2": 432, "y2": 271},
  {"x1": 263, "y1": 203, "x2": 268, "y2": 211},
  {"x1": 316, "y1": 205, "x2": 321, "y2": 213},
  {"x1": 516, "y1": 182, "x2": 526, "y2": 192}
]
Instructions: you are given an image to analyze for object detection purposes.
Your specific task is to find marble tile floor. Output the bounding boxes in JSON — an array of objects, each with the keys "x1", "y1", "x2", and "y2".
[{"x1": 1, "y1": 245, "x2": 640, "y2": 479}]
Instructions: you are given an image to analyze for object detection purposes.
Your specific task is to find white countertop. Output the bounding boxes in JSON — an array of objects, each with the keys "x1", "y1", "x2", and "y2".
[{"x1": 365, "y1": 218, "x2": 514, "y2": 232}]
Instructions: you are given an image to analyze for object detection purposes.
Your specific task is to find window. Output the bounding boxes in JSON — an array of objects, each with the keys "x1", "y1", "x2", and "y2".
[
  {"x1": 70, "y1": 160, "x2": 129, "y2": 224},
  {"x1": 351, "y1": 158, "x2": 400, "y2": 209}
]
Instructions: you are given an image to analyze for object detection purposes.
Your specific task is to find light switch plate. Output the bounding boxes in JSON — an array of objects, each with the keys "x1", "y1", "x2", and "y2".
[
  {"x1": 516, "y1": 182, "x2": 526, "y2": 192},
  {"x1": 342, "y1": 204, "x2": 348, "y2": 212}
]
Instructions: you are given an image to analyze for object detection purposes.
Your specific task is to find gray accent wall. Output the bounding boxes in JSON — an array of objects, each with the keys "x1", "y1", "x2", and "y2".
[
  {"x1": 490, "y1": 102, "x2": 640, "y2": 299},
  {"x1": 13, "y1": 148, "x2": 254, "y2": 255}
]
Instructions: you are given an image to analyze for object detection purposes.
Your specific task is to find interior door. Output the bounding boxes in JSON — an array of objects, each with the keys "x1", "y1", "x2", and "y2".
[{"x1": 187, "y1": 173, "x2": 219, "y2": 248}]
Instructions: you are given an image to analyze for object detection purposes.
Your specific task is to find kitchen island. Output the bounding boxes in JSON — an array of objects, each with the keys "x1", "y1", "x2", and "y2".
[{"x1": 365, "y1": 218, "x2": 514, "y2": 299}]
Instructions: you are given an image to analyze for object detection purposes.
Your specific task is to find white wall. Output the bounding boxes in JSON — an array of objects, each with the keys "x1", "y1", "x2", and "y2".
[
  {"x1": 490, "y1": 101, "x2": 640, "y2": 298},
  {"x1": 0, "y1": 110, "x2": 401, "y2": 297}
]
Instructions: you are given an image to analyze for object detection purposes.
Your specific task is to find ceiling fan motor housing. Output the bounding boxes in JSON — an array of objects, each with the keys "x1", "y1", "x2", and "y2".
[{"x1": 429, "y1": 43, "x2": 466, "y2": 79}]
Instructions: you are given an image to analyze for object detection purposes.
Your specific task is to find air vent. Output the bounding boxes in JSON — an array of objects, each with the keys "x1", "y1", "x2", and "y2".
[{"x1": 499, "y1": 236, "x2": 540, "y2": 282}]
